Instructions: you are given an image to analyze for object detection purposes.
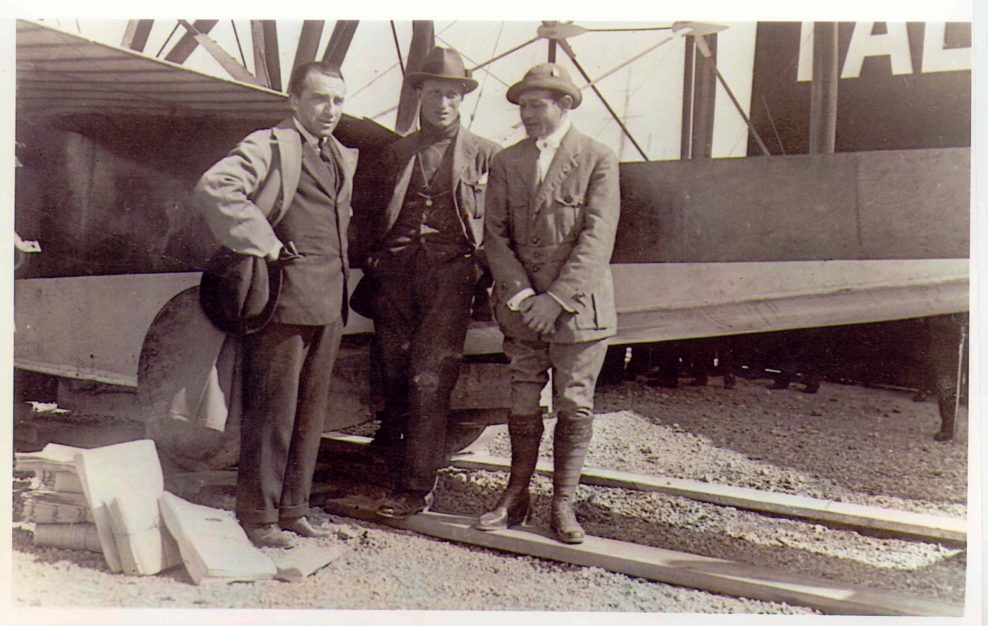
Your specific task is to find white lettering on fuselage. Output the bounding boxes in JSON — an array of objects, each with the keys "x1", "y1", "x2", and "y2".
[{"x1": 796, "y1": 22, "x2": 970, "y2": 82}]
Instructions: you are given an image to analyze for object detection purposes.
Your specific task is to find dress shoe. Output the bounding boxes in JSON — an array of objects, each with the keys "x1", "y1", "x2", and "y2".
[
  {"x1": 280, "y1": 516, "x2": 331, "y2": 538},
  {"x1": 376, "y1": 491, "x2": 433, "y2": 519},
  {"x1": 243, "y1": 522, "x2": 298, "y2": 549}
]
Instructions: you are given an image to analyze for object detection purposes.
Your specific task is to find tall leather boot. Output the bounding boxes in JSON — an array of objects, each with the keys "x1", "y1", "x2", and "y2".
[
  {"x1": 476, "y1": 414, "x2": 544, "y2": 530},
  {"x1": 550, "y1": 412, "x2": 594, "y2": 544}
]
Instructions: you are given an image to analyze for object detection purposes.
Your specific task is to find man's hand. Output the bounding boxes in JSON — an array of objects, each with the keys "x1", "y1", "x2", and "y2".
[{"x1": 519, "y1": 293, "x2": 562, "y2": 335}]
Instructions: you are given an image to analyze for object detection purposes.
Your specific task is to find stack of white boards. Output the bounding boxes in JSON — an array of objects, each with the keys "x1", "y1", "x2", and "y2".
[
  {"x1": 159, "y1": 491, "x2": 276, "y2": 584},
  {"x1": 16, "y1": 444, "x2": 100, "y2": 552},
  {"x1": 18, "y1": 440, "x2": 296, "y2": 585},
  {"x1": 72, "y1": 439, "x2": 183, "y2": 575}
]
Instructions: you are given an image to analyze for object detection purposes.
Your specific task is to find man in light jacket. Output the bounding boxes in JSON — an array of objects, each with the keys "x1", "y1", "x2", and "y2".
[
  {"x1": 194, "y1": 61, "x2": 357, "y2": 548},
  {"x1": 477, "y1": 63, "x2": 620, "y2": 544}
]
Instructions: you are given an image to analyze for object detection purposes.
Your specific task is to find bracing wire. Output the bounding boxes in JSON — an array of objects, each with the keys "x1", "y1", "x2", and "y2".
[
  {"x1": 468, "y1": 22, "x2": 505, "y2": 130},
  {"x1": 156, "y1": 22, "x2": 180, "y2": 58},
  {"x1": 390, "y1": 21, "x2": 405, "y2": 76},
  {"x1": 231, "y1": 20, "x2": 248, "y2": 69}
]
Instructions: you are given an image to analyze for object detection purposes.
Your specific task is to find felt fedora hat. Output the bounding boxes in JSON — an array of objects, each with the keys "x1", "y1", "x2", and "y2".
[
  {"x1": 506, "y1": 62, "x2": 582, "y2": 109},
  {"x1": 405, "y1": 47, "x2": 478, "y2": 93},
  {"x1": 199, "y1": 248, "x2": 282, "y2": 336}
]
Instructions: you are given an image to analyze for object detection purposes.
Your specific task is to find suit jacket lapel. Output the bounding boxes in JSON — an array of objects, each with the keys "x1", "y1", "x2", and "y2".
[
  {"x1": 512, "y1": 139, "x2": 539, "y2": 208},
  {"x1": 330, "y1": 136, "x2": 358, "y2": 185},
  {"x1": 450, "y1": 127, "x2": 477, "y2": 190},
  {"x1": 271, "y1": 120, "x2": 302, "y2": 225},
  {"x1": 301, "y1": 142, "x2": 340, "y2": 198},
  {"x1": 533, "y1": 128, "x2": 579, "y2": 215},
  {"x1": 383, "y1": 137, "x2": 418, "y2": 236}
]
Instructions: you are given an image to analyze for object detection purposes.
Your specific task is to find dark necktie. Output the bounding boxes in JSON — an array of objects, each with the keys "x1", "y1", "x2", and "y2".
[{"x1": 318, "y1": 137, "x2": 341, "y2": 190}]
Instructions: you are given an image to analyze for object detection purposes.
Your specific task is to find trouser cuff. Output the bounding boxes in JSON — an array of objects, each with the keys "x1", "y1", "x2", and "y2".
[{"x1": 236, "y1": 507, "x2": 280, "y2": 525}]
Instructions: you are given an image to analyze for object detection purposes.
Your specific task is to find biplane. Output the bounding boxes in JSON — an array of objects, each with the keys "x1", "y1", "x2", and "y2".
[{"x1": 13, "y1": 19, "x2": 970, "y2": 468}]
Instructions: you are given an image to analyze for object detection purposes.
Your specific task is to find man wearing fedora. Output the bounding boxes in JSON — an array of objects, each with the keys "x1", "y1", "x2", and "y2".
[
  {"x1": 194, "y1": 60, "x2": 357, "y2": 548},
  {"x1": 355, "y1": 47, "x2": 499, "y2": 519},
  {"x1": 477, "y1": 63, "x2": 620, "y2": 543}
]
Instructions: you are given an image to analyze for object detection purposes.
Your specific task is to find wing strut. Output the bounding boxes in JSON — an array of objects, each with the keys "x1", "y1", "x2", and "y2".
[{"x1": 557, "y1": 39, "x2": 650, "y2": 161}]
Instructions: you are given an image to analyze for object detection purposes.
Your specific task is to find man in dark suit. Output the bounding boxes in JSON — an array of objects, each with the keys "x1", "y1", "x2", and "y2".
[
  {"x1": 194, "y1": 61, "x2": 357, "y2": 548},
  {"x1": 477, "y1": 63, "x2": 620, "y2": 544},
  {"x1": 356, "y1": 47, "x2": 500, "y2": 519}
]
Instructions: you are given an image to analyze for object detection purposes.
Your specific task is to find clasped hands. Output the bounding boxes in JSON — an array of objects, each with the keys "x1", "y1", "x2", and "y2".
[{"x1": 518, "y1": 293, "x2": 562, "y2": 335}]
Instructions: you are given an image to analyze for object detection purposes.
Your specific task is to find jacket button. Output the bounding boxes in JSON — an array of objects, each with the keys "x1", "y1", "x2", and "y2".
[
  {"x1": 532, "y1": 265, "x2": 542, "y2": 273},
  {"x1": 531, "y1": 236, "x2": 540, "y2": 244}
]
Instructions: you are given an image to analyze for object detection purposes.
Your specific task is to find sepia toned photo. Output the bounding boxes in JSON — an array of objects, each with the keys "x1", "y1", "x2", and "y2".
[{"x1": 7, "y1": 10, "x2": 976, "y2": 622}]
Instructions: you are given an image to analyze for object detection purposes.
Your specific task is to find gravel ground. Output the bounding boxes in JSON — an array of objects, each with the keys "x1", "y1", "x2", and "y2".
[{"x1": 9, "y1": 376, "x2": 970, "y2": 615}]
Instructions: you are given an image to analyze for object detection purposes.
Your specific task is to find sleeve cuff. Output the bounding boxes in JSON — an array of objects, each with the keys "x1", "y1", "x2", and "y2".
[
  {"x1": 547, "y1": 291, "x2": 576, "y2": 313},
  {"x1": 506, "y1": 288, "x2": 536, "y2": 311}
]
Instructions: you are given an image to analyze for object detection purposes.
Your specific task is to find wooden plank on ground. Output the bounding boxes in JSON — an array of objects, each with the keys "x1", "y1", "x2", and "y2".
[
  {"x1": 320, "y1": 433, "x2": 965, "y2": 544},
  {"x1": 454, "y1": 453, "x2": 967, "y2": 544},
  {"x1": 73, "y1": 439, "x2": 182, "y2": 574},
  {"x1": 323, "y1": 495, "x2": 963, "y2": 617},
  {"x1": 272, "y1": 545, "x2": 348, "y2": 582},
  {"x1": 159, "y1": 491, "x2": 276, "y2": 585}
]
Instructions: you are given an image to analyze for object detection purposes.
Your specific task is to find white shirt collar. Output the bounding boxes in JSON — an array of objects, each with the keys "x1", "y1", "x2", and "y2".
[{"x1": 536, "y1": 117, "x2": 571, "y2": 151}]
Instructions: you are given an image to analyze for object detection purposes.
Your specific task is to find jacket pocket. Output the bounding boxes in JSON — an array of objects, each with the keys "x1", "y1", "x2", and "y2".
[
  {"x1": 459, "y1": 176, "x2": 488, "y2": 219},
  {"x1": 573, "y1": 294, "x2": 600, "y2": 330},
  {"x1": 555, "y1": 192, "x2": 584, "y2": 208},
  {"x1": 572, "y1": 291, "x2": 617, "y2": 331},
  {"x1": 549, "y1": 192, "x2": 585, "y2": 240}
]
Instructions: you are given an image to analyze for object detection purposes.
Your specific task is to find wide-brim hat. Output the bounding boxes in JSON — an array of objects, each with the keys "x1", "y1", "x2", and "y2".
[
  {"x1": 506, "y1": 63, "x2": 582, "y2": 109},
  {"x1": 406, "y1": 47, "x2": 478, "y2": 94}
]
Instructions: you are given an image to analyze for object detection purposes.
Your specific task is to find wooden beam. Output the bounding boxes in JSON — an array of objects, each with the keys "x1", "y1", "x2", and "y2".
[
  {"x1": 455, "y1": 453, "x2": 967, "y2": 544},
  {"x1": 395, "y1": 20, "x2": 434, "y2": 135},
  {"x1": 690, "y1": 33, "x2": 717, "y2": 159},
  {"x1": 324, "y1": 495, "x2": 963, "y2": 617},
  {"x1": 121, "y1": 20, "x2": 154, "y2": 52},
  {"x1": 292, "y1": 20, "x2": 325, "y2": 76},
  {"x1": 544, "y1": 21, "x2": 558, "y2": 62},
  {"x1": 809, "y1": 22, "x2": 839, "y2": 154},
  {"x1": 322, "y1": 20, "x2": 359, "y2": 66},
  {"x1": 251, "y1": 20, "x2": 281, "y2": 92},
  {"x1": 680, "y1": 34, "x2": 695, "y2": 159},
  {"x1": 176, "y1": 20, "x2": 262, "y2": 87},
  {"x1": 321, "y1": 434, "x2": 966, "y2": 544},
  {"x1": 250, "y1": 21, "x2": 271, "y2": 89},
  {"x1": 164, "y1": 19, "x2": 218, "y2": 64}
]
